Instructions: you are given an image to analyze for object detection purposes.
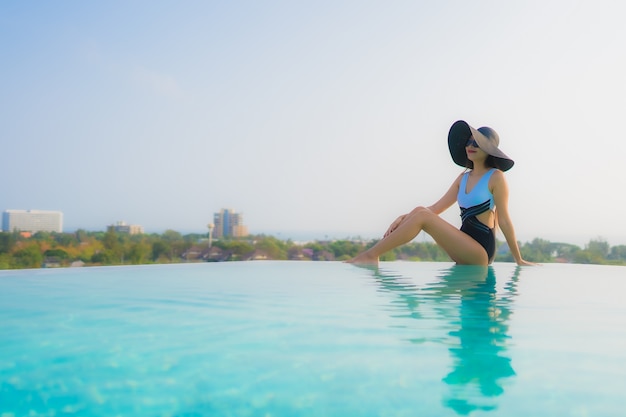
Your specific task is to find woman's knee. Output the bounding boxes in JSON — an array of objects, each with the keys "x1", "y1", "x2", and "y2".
[
  {"x1": 406, "y1": 206, "x2": 436, "y2": 225},
  {"x1": 408, "y1": 206, "x2": 434, "y2": 218}
]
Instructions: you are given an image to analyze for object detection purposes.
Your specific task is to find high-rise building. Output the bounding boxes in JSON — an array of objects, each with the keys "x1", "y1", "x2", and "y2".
[
  {"x1": 213, "y1": 209, "x2": 248, "y2": 238},
  {"x1": 2, "y1": 209, "x2": 63, "y2": 233},
  {"x1": 109, "y1": 221, "x2": 144, "y2": 235}
]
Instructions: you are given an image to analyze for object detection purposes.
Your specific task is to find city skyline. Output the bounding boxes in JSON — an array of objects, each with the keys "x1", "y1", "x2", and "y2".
[
  {"x1": 2, "y1": 2, "x2": 626, "y2": 247},
  {"x1": 0, "y1": 205, "x2": 618, "y2": 249}
]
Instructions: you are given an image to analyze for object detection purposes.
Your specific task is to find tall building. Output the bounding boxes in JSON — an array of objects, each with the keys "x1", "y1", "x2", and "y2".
[
  {"x1": 2, "y1": 209, "x2": 63, "y2": 233},
  {"x1": 109, "y1": 221, "x2": 144, "y2": 235},
  {"x1": 213, "y1": 209, "x2": 248, "y2": 238}
]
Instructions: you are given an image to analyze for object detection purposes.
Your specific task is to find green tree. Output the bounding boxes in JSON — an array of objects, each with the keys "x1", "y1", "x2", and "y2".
[
  {"x1": 303, "y1": 242, "x2": 327, "y2": 260},
  {"x1": 75, "y1": 229, "x2": 89, "y2": 243},
  {"x1": 171, "y1": 240, "x2": 193, "y2": 260},
  {"x1": 217, "y1": 240, "x2": 254, "y2": 256},
  {"x1": 586, "y1": 238, "x2": 609, "y2": 258},
  {"x1": 380, "y1": 251, "x2": 397, "y2": 261},
  {"x1": 0, "y1": 232, "x2": 16, "y2": 254},
  {"x1": 304, "y1": 242, "x2": 324, "y2": 252},
  {"x1": 427, "y1": 242, "x2": 450, "y2": 261},
  {"x1": 552, "y1": 243, "x2": 581, "y2": 262},
  {"x1": 91, "y1": 251, "x2": 113, "y2": 264},
  {"x1": 127, "y1": 241, "x2": 151, "y2": 264},
  {"x1": 608, "y1": 245, "x2": 626, "y2": 262},
  {"x1": 53, "y1": 233, "x2": 77, "y2": 247},
  {"x1": 103, "y1": 229, "x2": 120, "y2": 251},
  {"x1": 0, "y1": 253, "x2": 11, "y2": 269},
  {"x1": 162, "y1": 230, "x2": 183, "y2": 242},
  {"x1": 254, "y1": 236, "x2": 287, "y2": 260},
  {"x1": 32, "y1": 231, "x2": 52, "y2": 242},
  {"x1": 329, "y1": 240, "x2": 363, "y2": 260},
  {"x1": 152, "y1": 240, "x2": 171, "y2": 261},
  {"x1": 572, "y1": 249, "x2": 601, "y2": 264},
  {"x1": 520, "y1": 238, "x2": 554, "y2": 263},
  {"x1": 43, "y1": 248, "x2": 69, "y2": 260},
  {"x1": 13, "y1": 245, "x2": 44, "y2": 268},
  {"x1": 572, "y1": 238, "x2": 610, "y2": 265}
]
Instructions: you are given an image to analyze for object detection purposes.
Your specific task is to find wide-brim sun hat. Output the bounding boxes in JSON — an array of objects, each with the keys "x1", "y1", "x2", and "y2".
[{"x1": 448, "y1": 120, "x2": 514, "y2": 172}]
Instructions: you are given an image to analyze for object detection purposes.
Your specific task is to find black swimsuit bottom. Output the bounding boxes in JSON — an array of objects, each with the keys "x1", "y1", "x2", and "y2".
[{"x1": 460, "y1": 217, "x2": 496, "y2": 263}]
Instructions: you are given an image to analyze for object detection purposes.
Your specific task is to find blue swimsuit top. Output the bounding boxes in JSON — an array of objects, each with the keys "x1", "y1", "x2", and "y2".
[{"x1": 457, "y1": 169, "x2": 496, "y2": 223}]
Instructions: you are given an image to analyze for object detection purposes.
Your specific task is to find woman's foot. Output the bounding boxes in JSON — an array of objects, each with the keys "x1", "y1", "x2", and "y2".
[{"x1": 346, "y1": 251, "x2": 379, "y2": 266}]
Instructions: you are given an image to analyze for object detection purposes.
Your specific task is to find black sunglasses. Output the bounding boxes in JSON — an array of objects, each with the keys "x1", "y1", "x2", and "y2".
[{"x1": 466, "y1": 137, "x2": 480, "y2": 148}]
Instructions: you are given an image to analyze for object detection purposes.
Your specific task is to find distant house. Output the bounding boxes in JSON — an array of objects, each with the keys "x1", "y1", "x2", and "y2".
[
  {"x1": 182, "y1": 246, "x2": 232, "y2": 262},
  {"x1": 288, "y1": 248, "x2": 312, "y2": 261},
  {"x1": 314, "y1": 250, "x2": 335, "y2": 261},
  {"x1": 206, "y1": 247, "x2": 230, "y2": 262},
  {"x1": 244, "y1": 249, "x2": 270, "y2": 261},
  {"x1": 42, "y1": 257, "x2": 62, "y2": 268},
  {"x1": 181, "y1": 246, "x2": 209, "y2": 261}
]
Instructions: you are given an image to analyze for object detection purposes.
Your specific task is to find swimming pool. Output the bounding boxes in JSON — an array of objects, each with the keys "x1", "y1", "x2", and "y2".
[{"x1": 1, "y1": 261, "x2": 624, "y2": 416}]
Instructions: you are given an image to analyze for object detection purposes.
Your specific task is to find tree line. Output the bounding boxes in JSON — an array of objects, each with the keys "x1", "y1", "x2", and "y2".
[{"x1": 0, "y1": 229, "x2": 625, "y2": 270}]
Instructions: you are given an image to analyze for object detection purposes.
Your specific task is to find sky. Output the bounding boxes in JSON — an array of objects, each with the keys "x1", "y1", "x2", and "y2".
[{"x1": 2, "y1": 1, "x2": 626, "y2": 246}]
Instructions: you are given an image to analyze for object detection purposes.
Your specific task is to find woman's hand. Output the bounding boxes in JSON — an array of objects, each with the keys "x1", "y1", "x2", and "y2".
[
  {"x1": 384, "y1": 214, "x2": 407, "y2": 237},
  {"x1": 517, "y1": 259, "x2": 539, "y2": 266}
]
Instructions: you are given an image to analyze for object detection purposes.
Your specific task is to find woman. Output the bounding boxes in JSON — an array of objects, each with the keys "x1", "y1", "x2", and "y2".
[{"x1": 348, "y1": 120, "x2": 534, "y2": 266}]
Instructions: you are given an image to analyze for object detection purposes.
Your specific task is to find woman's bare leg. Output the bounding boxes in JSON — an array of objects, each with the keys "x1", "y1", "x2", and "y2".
[{"x1": 348, "y1": 207, "x2": 488, "y2": 266}]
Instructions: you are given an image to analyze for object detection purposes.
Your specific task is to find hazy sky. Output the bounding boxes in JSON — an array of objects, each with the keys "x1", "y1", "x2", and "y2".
[{"x1": 2, "y1": 1, "x2": 625, "y2": 246}]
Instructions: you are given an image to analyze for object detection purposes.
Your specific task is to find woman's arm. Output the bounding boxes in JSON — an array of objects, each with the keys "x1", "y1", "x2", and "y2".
[
  {"x1": 384, "y1": 174, "x2": 462, "y2": 237},
  {"x1": 427, "y1": 174, "x2": 462, "y2": 215},
  {"x1": 491, "y1": 170, "x2": 535, "y2": 266}
]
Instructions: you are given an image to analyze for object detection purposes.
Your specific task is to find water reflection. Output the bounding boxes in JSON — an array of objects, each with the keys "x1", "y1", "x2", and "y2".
[{"x1": 369, "y1": 264, "x2": 521, "y2": 415}]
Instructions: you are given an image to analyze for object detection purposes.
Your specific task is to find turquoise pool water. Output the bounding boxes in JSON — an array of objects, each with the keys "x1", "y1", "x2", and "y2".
[{"x1": 1, "y1": 261, "x2": 625, "y2": 416}]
